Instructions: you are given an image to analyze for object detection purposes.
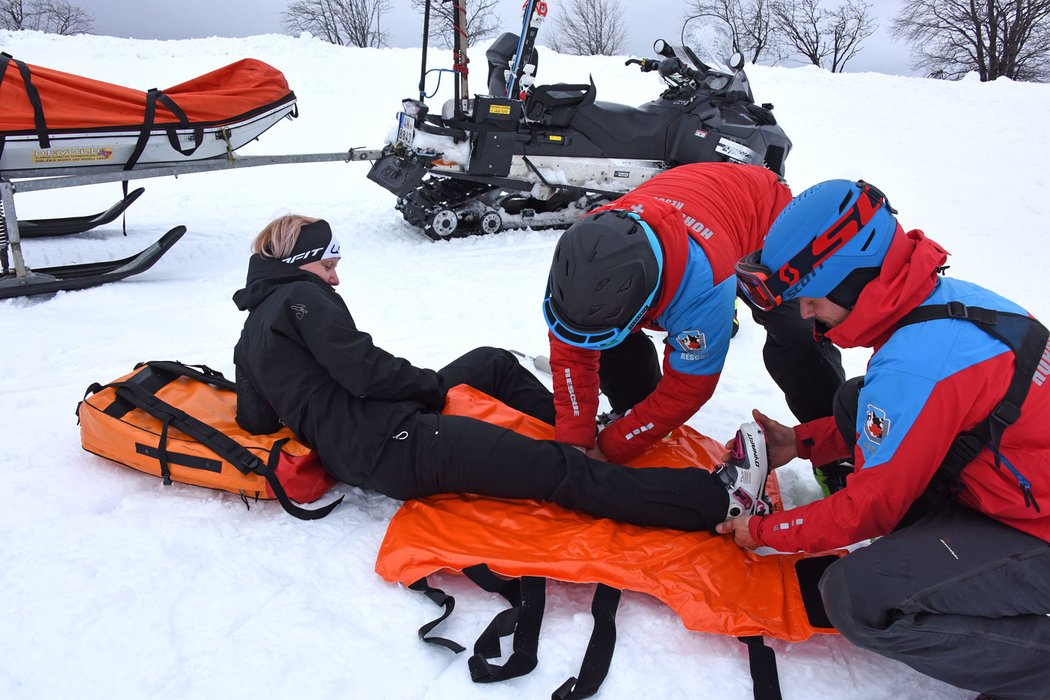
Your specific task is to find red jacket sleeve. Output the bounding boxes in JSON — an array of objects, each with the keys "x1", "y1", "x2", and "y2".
[
  {"x1": 793, "y1": 417, "x2": 851, "y2": 466},
  {"x1": 750, "y1": 363, "x2": 1006, "y2": 553},
  {"x1": 549, "y1": 331, "x2": 601, "y2": 447},
  {"x1": 597, "y1": 349, "x2": 719, "y2": 463}
]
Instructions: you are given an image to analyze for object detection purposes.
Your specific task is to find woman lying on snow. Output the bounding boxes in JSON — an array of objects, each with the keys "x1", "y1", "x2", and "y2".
[{"x1": 232, "y1": 214, "x2": 768, "y2": 531}]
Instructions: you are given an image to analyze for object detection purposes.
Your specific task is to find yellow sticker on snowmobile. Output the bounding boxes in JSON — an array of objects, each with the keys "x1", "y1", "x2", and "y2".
[
  {"x1": 489, "y1": 104, "x2": 512, "y2": 115},
  {"x1": 32, "y1": 147, "x2": 115, "y2": 163},
  {"x1": 547, "y1": 134, "x2": 563, "y2": 142}
]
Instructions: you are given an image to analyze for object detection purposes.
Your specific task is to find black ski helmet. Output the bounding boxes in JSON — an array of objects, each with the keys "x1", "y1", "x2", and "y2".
[{"x1": 544, "y1": 210, "x2": 664, "y2": 349}]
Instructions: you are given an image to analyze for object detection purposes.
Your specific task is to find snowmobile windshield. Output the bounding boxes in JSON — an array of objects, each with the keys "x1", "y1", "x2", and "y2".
[{"x1": 543, "y1": 213, "x2": 664, "y2": 350}]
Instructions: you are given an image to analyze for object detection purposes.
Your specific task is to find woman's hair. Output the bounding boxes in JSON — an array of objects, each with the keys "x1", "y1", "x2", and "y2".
[{"x1": 251, "y1": 214, "x2": 320, "y2": 260}]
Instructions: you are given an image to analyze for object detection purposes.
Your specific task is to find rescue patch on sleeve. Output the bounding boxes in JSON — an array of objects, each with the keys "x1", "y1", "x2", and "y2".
[
  {"x1": 675, "y1": 330, "x2": 707, "y2": 355},
  {"x1": 863, "y1": 404, "x2": 890, "y2": 444}
]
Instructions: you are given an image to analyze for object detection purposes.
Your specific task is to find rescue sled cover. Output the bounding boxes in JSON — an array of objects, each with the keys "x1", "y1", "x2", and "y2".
[
  {"x1": 78, "y1": 360, "x2": 339, "y2": 520},
  {"x1": 0, "y1": 54, "x2": 296, "y2": 170},
  {"x1": 377, "y1": 385, "x2": 839, "y2": 699}
]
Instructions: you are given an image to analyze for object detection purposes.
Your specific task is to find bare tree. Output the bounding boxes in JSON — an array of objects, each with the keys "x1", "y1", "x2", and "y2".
[
  {"x1": 682, "y1": 0, "x2": 783, "y2": 64},
  {"x1": 892, "y1": 0, "x2": 1050, "y2": 82},
  {"x1": 772, "y1": 0, "x2": 876, "y2": 71},
  {"x1": 0, "y1": 0, "x2": 93, "y2": 34},
  {"x1": 408, "y1": 0, "x2": 499, "y2": 48},
  {"x1": 548, "y1": 0, "x2": 629, "y2": 56},
  {"x1": 281, "y1": 0, "x2": 392, "y2": 48}
]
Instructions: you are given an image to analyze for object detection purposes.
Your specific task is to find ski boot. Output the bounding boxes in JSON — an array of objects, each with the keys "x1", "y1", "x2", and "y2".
[{"x1": 715, "y1": 421, "x2": 773, "y2": 519}]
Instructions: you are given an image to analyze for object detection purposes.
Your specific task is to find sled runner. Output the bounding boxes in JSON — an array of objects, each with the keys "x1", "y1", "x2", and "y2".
[
  {"x1": 378, "y1": 385, "x2": 839, "y2": 700},
  {"x1": 0, "y1": 224, "x2": 186, "y2": 300}
]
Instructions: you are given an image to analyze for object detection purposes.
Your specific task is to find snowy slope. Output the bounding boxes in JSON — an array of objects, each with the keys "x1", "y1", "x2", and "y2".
[{"x1": 2, "y1": 29, "x2": 1048, "y2": 700}]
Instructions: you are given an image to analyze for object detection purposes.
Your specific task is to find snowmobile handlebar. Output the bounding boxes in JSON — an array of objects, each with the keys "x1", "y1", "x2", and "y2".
[{"x1": 625, "y1": 58, "x2": 662, "y2": 73}]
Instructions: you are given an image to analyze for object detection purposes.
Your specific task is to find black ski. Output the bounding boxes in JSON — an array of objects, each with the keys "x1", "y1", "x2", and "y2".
[
  {"x1": 0, "y1": 225, "x2": 185, "y2": 299},
  {"x1": 18, "y1": 187, "x2": 145, "y2": 238}
]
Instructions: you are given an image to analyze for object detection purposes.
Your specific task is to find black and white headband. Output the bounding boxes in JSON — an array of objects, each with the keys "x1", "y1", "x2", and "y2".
[{"x1": 281, "y1": 219, "x2": 341, "y2": 266}]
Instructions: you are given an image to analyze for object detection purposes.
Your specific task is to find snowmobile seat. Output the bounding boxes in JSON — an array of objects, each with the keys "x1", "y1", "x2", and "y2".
[
  {"x1": 570, "y1": 100, "x2": 677, "y2": 159},
  {"x1": 486, "y1": 32, "x2": 539, "y2": 97},
  {"x1": 523, "y1": 80, "x2": 595, "y2": 126}
]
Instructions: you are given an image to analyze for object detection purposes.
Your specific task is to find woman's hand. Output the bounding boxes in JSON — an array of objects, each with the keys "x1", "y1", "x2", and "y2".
[
  {"x1": 722, "y1": 408, "x2": 798, "y2": 469},
  {"x1": 716, "y1": 516, "x2": 759, "y2": 549}
]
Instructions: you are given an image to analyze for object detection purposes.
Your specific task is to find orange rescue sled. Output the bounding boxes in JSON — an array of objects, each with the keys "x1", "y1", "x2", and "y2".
[{"x1": 0, "y1": 54, "x2": 297, "y2": 171}]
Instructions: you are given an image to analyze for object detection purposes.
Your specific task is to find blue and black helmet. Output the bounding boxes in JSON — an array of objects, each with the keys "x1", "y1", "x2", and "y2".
[
  {"x1": 736, "y1": 180, "x2": 899, "y2": 311},
  {"x1": 543, "y1": 210, "x2": 664, "y2": 350}
]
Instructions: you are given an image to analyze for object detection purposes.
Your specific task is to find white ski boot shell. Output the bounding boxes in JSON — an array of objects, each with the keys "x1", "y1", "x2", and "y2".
[{"x1": 716, "y1": 421, "x2": 773, "y2": 519}]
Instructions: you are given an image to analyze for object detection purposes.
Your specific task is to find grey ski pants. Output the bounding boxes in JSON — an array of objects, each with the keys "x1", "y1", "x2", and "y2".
[{"x1": 819, "y1": 502, "x2": 1050, "y2": 700}]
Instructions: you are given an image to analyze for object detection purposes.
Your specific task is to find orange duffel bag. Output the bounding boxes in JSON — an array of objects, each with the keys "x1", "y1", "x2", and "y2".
[
  {"x1": 377, "y1": 385, "x2": 841, "y2": 700},
  {"x1": 78, "y1": 360, "x2": 339, "y2": 519}
]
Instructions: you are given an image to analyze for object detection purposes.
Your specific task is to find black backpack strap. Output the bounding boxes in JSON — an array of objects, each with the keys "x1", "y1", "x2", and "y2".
[
  {"x1": 463, "y1": 564, "x2": 546, "y2": 683},
  {"x1": 135, "y1": 360, "x2": 236, "y2": 391},
  {"x1": 99, "y1": 361, "x2": 234, "y2": 419},
  {"x1": 407, "y1": 577, "x2": 467, "y2": 653},
  {"x1": 109, "y1": 380, "x2": 341, "y2": 520},
  {"x1": 894, "y1": 303, "x2": 1048, "y2": 525},
  {"x1": 737, "y1": 636, "x2": 783, "y2": 700},
  {"x1": 551, "y1": 583, "x2": 621, "y2": 700},
  {"x1": 0, "y1": 53, "x2": 50, "y2": 148}
]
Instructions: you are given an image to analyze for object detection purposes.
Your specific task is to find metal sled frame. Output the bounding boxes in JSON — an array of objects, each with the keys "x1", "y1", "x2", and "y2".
[{"x1": 0, "y1": 149, "x2": 380, "y2": 299}]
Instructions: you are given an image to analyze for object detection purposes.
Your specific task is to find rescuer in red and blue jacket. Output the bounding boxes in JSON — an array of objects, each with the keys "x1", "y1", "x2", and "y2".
[
  {"x1": 721, "y1": 178, "x2": 1050, "y2": 700},
  {"x1": 543, "y1": 162, "x2": 846, "y2": 473}
]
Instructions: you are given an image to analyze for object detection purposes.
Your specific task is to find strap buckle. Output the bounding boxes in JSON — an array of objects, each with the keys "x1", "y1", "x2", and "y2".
[
  {"x1": 991, "y1": 400, "x2": 1022, "y2": 428},
  {"x1": 945, "y1": 301, "x2": 968, "y2": 318}
]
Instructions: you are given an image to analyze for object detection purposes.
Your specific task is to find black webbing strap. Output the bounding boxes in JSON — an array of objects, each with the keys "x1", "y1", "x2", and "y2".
[
  {"x1": 737, "y1": 636, "x2": 783, "y2": 700},
  {"x1": 157, "y1": 412, "x2": 173, "y2": 485},
  {"x1": 894, "y1": 303, "x2": 1048, "y2": 525},
  {"x1": 154, "y1": 91, "x2": 203, "y2": 157},
  {"x1": 463, "y1": 564, "x2": 546, "y2": 683},
  {"x1": 551, "y1": 584, "x2": 621, "y2": 700},
  {"x1": 109, "y1": 380, "x2": 341, "y2": 520},
  {"x1": 0, "y1": 54, "x2": 7, "y2": 163},
  {"x1": 0, "y1": 53, "x2": 50, "y2": 148},
  {"x1": 124, "y1": 88, "x2": 201, "y2": 171},
  {"x1": 136, "y1": 360, "x2": 236, "y2": 391},
  {"x1": 100, "y1": 361, "x2": 234, "y2": 419},
  {"x1": 407, "y1": 577, "x2": 467, "y2": 653}
]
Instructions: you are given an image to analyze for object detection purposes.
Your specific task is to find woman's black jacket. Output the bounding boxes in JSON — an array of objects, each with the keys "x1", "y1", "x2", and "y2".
[{"x1": 232, "y1": 254, "x2": 445, "y2": 485}]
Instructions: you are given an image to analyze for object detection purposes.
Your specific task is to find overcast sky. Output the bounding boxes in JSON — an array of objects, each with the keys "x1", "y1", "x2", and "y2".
[{"x1": 71, "y1": 0, "x2": 914, "y2": 75}]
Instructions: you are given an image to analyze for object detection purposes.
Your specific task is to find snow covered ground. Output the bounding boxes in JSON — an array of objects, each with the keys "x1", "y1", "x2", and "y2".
[{"x1": 2, "y1": 29, "x2": 1048, "y2": 700}]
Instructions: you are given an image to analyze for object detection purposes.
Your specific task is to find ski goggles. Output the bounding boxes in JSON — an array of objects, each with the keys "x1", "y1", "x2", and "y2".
[
  {"x1": 735, "y1": 182, "x2": 893, "y2": 312},
  {"x1": 543, "y1": 213, "x2": 663, "y2": 351}
]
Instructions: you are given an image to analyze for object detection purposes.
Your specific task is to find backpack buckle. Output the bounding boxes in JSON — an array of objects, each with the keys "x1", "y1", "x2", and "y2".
[{"x1": 946, "y1": 301, "x2": 968, "y2": 318}]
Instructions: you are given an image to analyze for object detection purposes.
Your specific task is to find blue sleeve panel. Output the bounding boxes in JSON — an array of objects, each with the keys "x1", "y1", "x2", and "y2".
[
  {"x1": 855, "y1": 278, "x2": 1027, "y2": 469},
  {"x1": 655, "y1": 239, "x2": 737, "y2": 377}
]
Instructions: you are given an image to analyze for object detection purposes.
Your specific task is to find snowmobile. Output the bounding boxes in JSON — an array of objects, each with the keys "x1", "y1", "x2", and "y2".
[{"x1": 367, "y1": 31, "x2": 793, "y2": 240}]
